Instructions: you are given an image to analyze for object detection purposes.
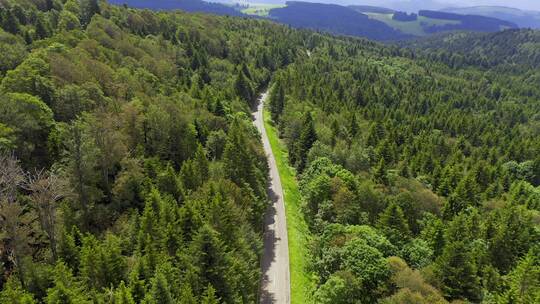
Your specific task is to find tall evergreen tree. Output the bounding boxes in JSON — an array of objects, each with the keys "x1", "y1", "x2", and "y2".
[
  {"x1": 145, "y1": 272, "x2": 174, "y2": 304},
  {"x1": 79, "y1": 0, "x2": 100, "y2": 27},
  {"x1": 63, "y1": 119, "x2": 102, "y2": 230},
  {"x1": 435, "y1": 241, "x2": 481, "y2": 302},
  {"x1": 378, "y1": 202, "x2": 411, "y2": 247},
  {"x1": 269, "y1": 80, "x2": 285, "y2": 122},
  {"x1": 293, "y1": 112, "x2": 317, "y2": 172},
  {"x1": 190, "y1": 225, "x2": 232, "y2": 303},
  {"x1": 234, "y1": 69, "x2": 253, "y2": 105}
]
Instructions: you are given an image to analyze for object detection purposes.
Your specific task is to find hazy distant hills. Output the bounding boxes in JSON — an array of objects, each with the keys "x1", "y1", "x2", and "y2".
[
  {"x1": 442, "y1": 6, "x2": 540, "y2": 29},
  {"x1": 108, "y1": 0, "x2": 244, "y2": 16},
  {"x1": 268, "y1": 2, "x2": 410, "y2": 41},
  {"x1": 109, "y1": 0, "x2": 527, "y2": 42},
  {"x1": 267, "y1": 2, "x2": 516, "y2": 40}
]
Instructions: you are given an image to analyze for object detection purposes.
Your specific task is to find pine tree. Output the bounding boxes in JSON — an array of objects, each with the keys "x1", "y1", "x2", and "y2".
[
  {"x1": 374, "y1": 158, "x2": 388, "y2": 185},
  {"x1": 294, "y1": 112, "x2": 317, "y2": 172},
  {"x1": 269, "y1": 80, "x2": 285, "y2": 122},
  {"x1": 114, "y1": 281, "x2": 135, "y2": 304},
  {"x1": 57, "y1": 227, "x2": 81, "y2": 270},
  {"x1": 46, "y1": 262, "x2": 89, "y2": 304},
  {"x1": 194, "y1": 144, "x2": 209, "y2": 183},
  {"x1": 145, "y1": 272, "x2": 174, "y2": 304},
  {"x1": 444, "y1": 174, "x2": 479, "y2": 219},
  {"x1": 234, "y1": 69, "x2": 253, "y2": 105},
  {"x1": 378, "y1": 202, "x2": 411, "y2": 247},
  {"x1": 178, "y1": 284, "x2": 197, "y2": 304},
  {"x1": 64, "y1": 119, "x2": 102, "y2": 230},
  {"x1": 367, "y1": 122, "x2": 385, "y2": 146},
  {"x1": 201, "y1": 285, "x2": 220, "y2": 304},
  {"x1": 190, "y1": 225, "x2": 232, "y2": 303},
  {"x1": 3, "y1": 10, "x2": 20, "y2": 34},
  {"x1": 0, "y1": 276, "x2": 36, "y2": 304},
  {"x1": 34, "y1": 16, "x2": 48, "y2": 40},
  {"x1": 349, "y1": 113, "x2": 359, "y2": 138},
  {"x1": 435, "y1": 241, "x2": 481, "y2": 302},
  {"x1": 80, "y1": 0, "x2": 100, "y2": 27},
  {"x1": 157, "y1": 164, "x2": 183, "y2": 202},
  {"x1": 222, "y1": 120, "x2": 259, "y2": 193}
]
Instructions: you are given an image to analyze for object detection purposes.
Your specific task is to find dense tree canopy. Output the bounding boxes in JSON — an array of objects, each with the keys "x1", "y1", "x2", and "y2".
[
  {"x1": 0, "y1": 0, "x2": 539, "y2": 303},
  {"x1": 268, "y1": 24, "x2": 540, "y2": 303},
  {"x1": 0, "y1": 0, "x2": 305, "y2": 302}
]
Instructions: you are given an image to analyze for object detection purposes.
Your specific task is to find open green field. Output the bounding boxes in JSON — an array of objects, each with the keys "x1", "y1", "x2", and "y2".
[
  {"x1": 263, "y1": 108, "x2": 313, "y2": 303},
  {"x1": 242, "y1": 3, "x2": 284, "y2": 16},
  {"x1": 366, "y1": 13, "x2": 461, "y2": 36}
]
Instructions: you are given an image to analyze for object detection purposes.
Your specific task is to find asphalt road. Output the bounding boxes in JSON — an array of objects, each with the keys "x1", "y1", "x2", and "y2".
[{"x1": 253, "y1": 92, "x2": 291, "y2": 304}]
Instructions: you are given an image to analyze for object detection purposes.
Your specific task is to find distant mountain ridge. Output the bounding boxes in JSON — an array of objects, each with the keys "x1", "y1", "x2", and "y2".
[
  {"x1": 108, "y1": 0, "x2": 244, "y2": 16},
  {"x1": 268, "y1": 1, "x2": 410, "y2": 41},
  {"x1": 110, "y1": 0, "x2": 529, "y2": 42},
  {"x1": 441, "y1": 6, "x2": 540, "y2": 29},
  {"x1": 348, "y1": 5, "x2": 395, "y2": 14},
  {"x1": 418, "y1": 10, "x2": 517, "y2": 32}
]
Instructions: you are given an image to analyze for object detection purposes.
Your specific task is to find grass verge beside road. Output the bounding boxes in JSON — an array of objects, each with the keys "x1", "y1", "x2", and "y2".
[{"x1": 263, "y1": 108, "x2": 313, "y2": 304}]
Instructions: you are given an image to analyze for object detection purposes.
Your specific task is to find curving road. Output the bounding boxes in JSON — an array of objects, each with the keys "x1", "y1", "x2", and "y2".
[{"x1": 253, "y1": 92, "x2": 291, "y2": 304}]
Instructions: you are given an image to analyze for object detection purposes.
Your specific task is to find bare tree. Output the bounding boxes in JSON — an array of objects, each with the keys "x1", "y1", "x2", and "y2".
[
  {"x1": 0, "y1": 201, "x2": 33, "y2": 286},
  {"x1": 0, "y1": 153, "x2": 31, "y2": 286},
  {"x1": 0, "y1": 152, "x2": 24, "y2": 204},
  {"x1": 24, "y1": 169, "x2": 65, "y2": 261}
]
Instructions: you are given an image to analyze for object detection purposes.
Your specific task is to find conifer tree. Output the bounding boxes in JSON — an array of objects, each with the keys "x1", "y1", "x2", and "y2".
[
  {"x1": 269, "y1": 80, "x2": 285, "y2": 122},
  {"x1": 222, "y1": 120, "x2": 260, "y2": 194},
  {"x1": 80, "y1": 0, "x2": 100, "y2": 27},
  {"x1": 178, "y1": 284, "x2": 197, "y2": 304},
  {"x1": 378, "y1": 202, "x2": 411, "y2": 247},
  {"x1": 0, "y1": 277, "x2": 36, "y2": 304},
  {"x1": 46, "y1": 262, "x2": 89, "y2": 304},
  {"x1": 201, "y1": 285, "x2": 220, "y2": 304},
  {"x1": 294, "y1": 112, "x2": 317, "y2": 172},
  {"x1": 114, "y1": 281, "x2": 135, "y2": 304},
  {"x1": 349, "y1": 113, "x2": 359, "y2": 138},
  {"x1": 63, "y1": 120, "x2": 102, "y2": 229},
  {"x1": 435, "y1": 241, "x2": 481, "y2": 302},
  {"x1": 234, "y1": 69, "x2": 253, "y2": 105},
  {"x1": 34, "y1": 16, "x2": 48, "y2": 40},
  {"x1": 3, "y1": 10, "x2": 20, "y2": 34},
  {"x1": 190, "y1": 225, "x2": 232, "y2": 303},
  {"x1": 145, "y1": 272, "x2": 174, "y2": 304},
  {"x1": 444, "y1": 174, "x2": 479, "y2": 219},
  {"x1": 194, "y1": 144, "x2": 209, "y2": 184},
  {"x1": 374, "y1": 158, "x2": 388, "y2": 185}
]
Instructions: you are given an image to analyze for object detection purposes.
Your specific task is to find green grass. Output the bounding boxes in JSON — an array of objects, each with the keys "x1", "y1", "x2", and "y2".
[
  {"x1": 365, "y1": 13, "x2": 461, "y2": 36},
  {"x1": 241, "y1": 4, "x2": 284, "y2": 16},
  {"x1": 263, "y1": 108, "x2": 313, "y2": 303}
]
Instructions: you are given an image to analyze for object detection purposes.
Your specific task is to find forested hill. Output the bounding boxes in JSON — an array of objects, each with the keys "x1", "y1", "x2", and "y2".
[
  {"x1": 107, "y1": 0, "x2": 244, "y2": 16},
  {"x1": 403, "y1": 29, "x2": 540, "y2": 69},
  {"x1": 418, "y1": 10, "x2": 517, "y2": 33},
  {"x1": 269, "y1": 1, "x2": 410, "y2": 41},
  {"x1": 0, "y1": 0, "x2": 540, "y2": 303},
  {"x1": 0, "y1": 0, "x2": 302, "y2": 302},
  {"x1": 266, "y1": 25, "x2": 540, "y2": 302}
]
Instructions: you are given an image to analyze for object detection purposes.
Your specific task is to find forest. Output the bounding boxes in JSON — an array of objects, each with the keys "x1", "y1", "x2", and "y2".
[
  {"x1": 267, "y1": 28, "x2": 540, "y2": 303},
  {"x1": 268, "y1": 2, "x2": 410, "y2": 41},
  {"x1": 0, "y1": 0, "x2": 304, "y2": 302},
  {"x1": 0, "y1": 0, "x2": 539, "y2": 303}
]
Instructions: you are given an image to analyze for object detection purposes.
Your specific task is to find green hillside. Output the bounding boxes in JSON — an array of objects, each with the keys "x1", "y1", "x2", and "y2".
[
  {"x1": 241, "y1": 3, "x2": 284, "y2": 16},
  {"x1": 365, "y1": 12, "x2": 459, "y2": 36}
]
